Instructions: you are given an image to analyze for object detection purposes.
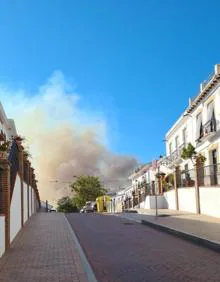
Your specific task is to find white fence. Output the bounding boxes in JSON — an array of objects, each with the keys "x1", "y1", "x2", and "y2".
[
  {"x1": 10, "y1": 176, "x2": 22, "y2": 243},
  {"x1": 200, "y1": 187, "x2": 220, "y2": 218},
  {"x1": 0, "y1": 216, "x2": 5, "y2": 256},
  {"x1": 162, "y1": 187, "x2": 220, "y2": 218},
  {"x1": 178, "y1": 188, "x2": 197, "y2": 213},
  {"x1": 0, "y1": 174, "x2": 39, "y2": 256}
]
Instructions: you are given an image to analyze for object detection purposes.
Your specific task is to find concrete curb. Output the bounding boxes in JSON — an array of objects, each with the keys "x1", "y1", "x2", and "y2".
[
  {"x1": 141, "y1": 219, "x2": 220, "y2": 254},
  {"x1": 63, "y1": 215, "x2": 98, "y2": 282}
]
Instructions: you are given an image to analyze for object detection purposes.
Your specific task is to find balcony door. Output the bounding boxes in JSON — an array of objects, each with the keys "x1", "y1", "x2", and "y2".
[
  {"x1": 207, "y1": 102, "x2": 216, "y2": 133},
  {"x1": 196, "y1": 113, "x2": 203, "y2": 141}
]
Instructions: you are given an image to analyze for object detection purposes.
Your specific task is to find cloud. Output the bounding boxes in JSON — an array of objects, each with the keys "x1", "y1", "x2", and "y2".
[{"x1": 0, "y1": 71, "x2": 138, "y2": 203}]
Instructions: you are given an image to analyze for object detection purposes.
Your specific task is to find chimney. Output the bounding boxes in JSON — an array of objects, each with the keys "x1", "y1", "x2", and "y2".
[
  {"x1": 214, "y1": 64, "x2": 220, "y2": 75},
  {"x1": 200, "y1": 82, "x2": 204, "y2": 91}
]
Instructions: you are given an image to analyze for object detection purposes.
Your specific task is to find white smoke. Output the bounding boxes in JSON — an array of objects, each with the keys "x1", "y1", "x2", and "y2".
[{"x1": 0, "y1": 71, "x2": 138, "y2": 202}]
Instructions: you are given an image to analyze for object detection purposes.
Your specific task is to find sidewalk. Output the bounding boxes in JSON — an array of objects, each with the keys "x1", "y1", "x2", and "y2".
[
  {"x1": 0, "y1": 213, "x2": 88, "y2": 282},
  {"x1": 117, "y1": 209, "x2": 220, "y2": 250}
]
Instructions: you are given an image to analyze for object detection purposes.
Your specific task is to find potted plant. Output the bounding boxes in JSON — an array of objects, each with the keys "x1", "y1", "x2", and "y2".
[
  {"x1": 181, "y1": 143, "x2": 206, "y2": 165},
  {"x1": 0, "y1": 140, "x2": 11, "y2": 158}
]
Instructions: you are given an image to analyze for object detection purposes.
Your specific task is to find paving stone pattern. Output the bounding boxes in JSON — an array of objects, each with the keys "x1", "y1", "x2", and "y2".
[
  {"x1": 0, "y1": 213, "x2": 87, "y2": 282},
  {"x1": 66, "y1": 213, "x2": 220, "y2": 282}
]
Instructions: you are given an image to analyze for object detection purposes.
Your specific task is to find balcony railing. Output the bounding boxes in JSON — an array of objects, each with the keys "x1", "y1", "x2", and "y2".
[
  {"x1": 197, "y1": 164, "x2": 220, "y2": 186},
  {"x1": 8, "y1": 140, "x2": 19, "y2": 198},
  {"x1": 179, "y1": 169, "x2": 196, "y2": 188},
  {"x1": 197, "y1": 119, "x2": 217, "y2": 144},
  {"x1": 176, "y1": 164, "x2": 220, "y2": 187},
  {"x1": 204, "y1": 119, "x2": 216, "y2": 134},
  {"x1": 161, "y1": 143, "x2": 185, "y2": 167}
]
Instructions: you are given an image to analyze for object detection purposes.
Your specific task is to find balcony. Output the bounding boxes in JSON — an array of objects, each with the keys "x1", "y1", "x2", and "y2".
[
  {"x1": 161, "y1": 143, "x2": 185, "y2": 168},
  {"x1": 196, "y1": 119, "x2": 217, "y2": 145}
]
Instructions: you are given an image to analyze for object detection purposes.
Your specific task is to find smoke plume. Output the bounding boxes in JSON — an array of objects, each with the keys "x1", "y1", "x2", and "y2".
[{"x1": 0, "y1": 71, "x2": 138, "y2": 203}]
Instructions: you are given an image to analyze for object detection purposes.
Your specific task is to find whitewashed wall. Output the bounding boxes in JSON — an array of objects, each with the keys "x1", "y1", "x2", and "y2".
[
  {"x1": 0, "y1": 216, "x2": 5, "y2": 256},
  {"x1": 178, "y1": 188, "x2": 197, "y2": 213},
  {"x1": 144, "y1": 195, "x2": 165, "y2": 209},
  {"x1": 23, "y1": 183, "x2": 28, "y2": 223},
  {"x1": 164, "y1": 190, "x2": 176, "y2": 210},
  {"x1": 10, "y1": 175, "x2": 22, "y2": 243},
  {"x1": 200, "y1": 187, "x2": 220, "y2": 218}
]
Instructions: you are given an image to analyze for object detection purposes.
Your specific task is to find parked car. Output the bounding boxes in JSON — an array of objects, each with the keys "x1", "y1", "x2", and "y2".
[
  {"x1": 80, "y1": 206, "x2": 86, "y2": 213},
  {"x1": 90, "y1": 201, "x2": 97, "y2": 212},
  {"x1": 80, "y1": 201, "x2": 97, "y2": 213},
  {"x1": 49, "y1": 208, "x2": 57, "y2": 212},
  {"x1": 84, "y1": 202, "x2": 94, "y2": 213}
]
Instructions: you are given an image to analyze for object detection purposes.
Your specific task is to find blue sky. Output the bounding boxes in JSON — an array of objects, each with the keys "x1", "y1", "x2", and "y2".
[{"x1": 0, "y1": 0, "x2": 220, "y2": 163}]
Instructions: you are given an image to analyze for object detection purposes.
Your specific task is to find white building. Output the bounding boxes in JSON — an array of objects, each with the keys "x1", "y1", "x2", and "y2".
[
  {"x1": 108, "y1": 64, "x2": 220, "y2": 218},
  {"x1": 110, "y1": 181, "x2": 132, "y2": 213},
  {"x1": 0, "y1": 102, "x2": 17, "y2": 140},
  {"x1": 0, "y1": 102, "x2": 40, "y2": 257},
  {"x1": 162, "y1": 64, "x2": 220, "y2": 217},
  {"x1": 164, "y1": 64, "x2": 220, "y2": 172}
]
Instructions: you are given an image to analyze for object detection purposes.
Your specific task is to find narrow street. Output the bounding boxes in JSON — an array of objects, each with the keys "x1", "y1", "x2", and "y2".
[{"x1": 66, "y1": 213, "x2": 220, "y2": 282}]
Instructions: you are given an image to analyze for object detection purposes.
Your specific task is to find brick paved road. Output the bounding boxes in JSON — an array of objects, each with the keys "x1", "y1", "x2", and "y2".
[
  {"x1": 0, "y1": 213, "x2": 87, "y2": 282},
  {"x1": 66, "y1": 213, "x2": 220, "y2": 282}
]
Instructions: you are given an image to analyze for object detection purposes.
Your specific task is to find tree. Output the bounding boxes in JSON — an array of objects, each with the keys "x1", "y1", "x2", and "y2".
[
  {"x1": 181, "y1": 143, "x2": 206, "y2": 165},
  {"x1": 57, "y1": 196, "x2": 78, "y2": 213},
  {"x1": 71, "y1": 176, "x2": 106, "y2": 208},
  {"x1": 72, "y1": 195, "x2": 85, "y2": 209}
]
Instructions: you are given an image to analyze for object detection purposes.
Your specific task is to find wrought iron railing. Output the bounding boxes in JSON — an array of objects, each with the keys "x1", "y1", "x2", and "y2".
[
  {"x1": 177, "y1": 164, "x2": 220, "y2": 188},
  {"x1": 178, "y1": 168, "x2": 196, "y2": 188},
  {"x1": 203, "y1": 119, "x2": 217, "y2": 134},
  {"x1": 161, "y1": 143, "x2": 185, "y2": 167},
  {"x1": 198, "y1": 164, "x2": 220, "y2": 186},
  {"x1": 8, "y1": 140, "x2": 19, "y2": 197},
  {"x1": 197, "y1": 119, "x2": 217, "y2": 144}
]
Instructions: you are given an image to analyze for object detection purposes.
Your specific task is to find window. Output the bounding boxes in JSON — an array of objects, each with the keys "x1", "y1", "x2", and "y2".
[
  {"x1": 169, "y1": 142, "x2": 172, "y2": 154},
  {"x1": 207, "y1": 102, "x2": 216, "y2": 132},
  {"x1": 196, "y1": 113, "x2": 203, "y2": 140},
  {"x1": 207, "y1": 102, "x2": 214, "y2": 121},
  {"x1": 175, "y1": 136, "x2": 179, "y2": 150},
  {"x1": 182, "y1": 128, "x2": 187, "y2": 146}
]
